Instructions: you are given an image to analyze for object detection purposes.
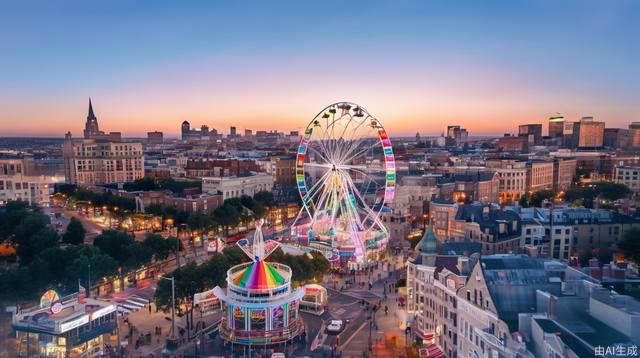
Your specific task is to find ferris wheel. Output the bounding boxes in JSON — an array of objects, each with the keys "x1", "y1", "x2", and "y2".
[{"x1": 294, "y1": 102, "x2": 396, "y2": 261}]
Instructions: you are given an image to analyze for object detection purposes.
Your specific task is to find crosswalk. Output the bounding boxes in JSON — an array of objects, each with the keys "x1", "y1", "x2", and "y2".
[{"x1": 116, "y1": 294, "x2": 149, "y2": 316}]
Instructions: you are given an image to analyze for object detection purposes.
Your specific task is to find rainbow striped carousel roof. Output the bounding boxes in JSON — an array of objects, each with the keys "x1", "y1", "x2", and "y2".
[{"x1": 233, "y1": 259, "x2": 285, "y2": 290}]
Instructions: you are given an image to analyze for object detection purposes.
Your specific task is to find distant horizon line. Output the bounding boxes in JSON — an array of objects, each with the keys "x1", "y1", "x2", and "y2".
[{"x1": 0, "y1": 133, "x2": 511, "y2": 140}]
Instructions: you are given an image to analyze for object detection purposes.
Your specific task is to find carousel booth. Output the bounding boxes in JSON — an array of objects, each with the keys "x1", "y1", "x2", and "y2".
[
  {"x1": 300, "y1": 284, "x2": 328, "y2": 315},
  {"x1": 213, "y1": 221, "x2": 305, "y2": 347}
]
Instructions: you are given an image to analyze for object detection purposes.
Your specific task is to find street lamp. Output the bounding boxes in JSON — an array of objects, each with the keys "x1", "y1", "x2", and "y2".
[{"x1": 160, "y1": 275, "x2": 178, "y2": 350}]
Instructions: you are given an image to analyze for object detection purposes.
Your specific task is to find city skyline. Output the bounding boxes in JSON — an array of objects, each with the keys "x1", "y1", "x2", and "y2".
[{"x1": 1, "y1": 1, "x2": 639, "y2": 137}]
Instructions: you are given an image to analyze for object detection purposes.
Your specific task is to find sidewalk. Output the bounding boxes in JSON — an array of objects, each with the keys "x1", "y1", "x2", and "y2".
[{"x1": 114, "y1": 298, "x2": 221, "y2": 357}]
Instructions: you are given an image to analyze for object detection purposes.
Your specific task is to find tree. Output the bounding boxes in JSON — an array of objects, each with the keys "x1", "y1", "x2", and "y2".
[
  {"x1": 213, "y1": 204, "x2": 240, "y2": 236},
  {"x1": 123, "y1": 176, "x2": 158, "y2": 192},
  {"x1": 143, "y1": 233, "x2": 172, "y2": 261},
  {"x1": 14, "y1": 219, "x2": 59, "y2": 265},
  {"x1": 518, "y1": 192, "x2": 530, "y2": 208},
  {"x1": 268, "y1": 248, "x2": 330, "y2": 283},
  {"x1": 0, "y1": 200, "x2": 29, "y2": 239},
  {"x1": 93, "y1": 230, "x2": 135, "y2": 264},
  {"x1": 530, "y1": 190, "x2": 555, "y2": 207},
  {"x1": 595, "y1": 182, "x2": 630, "y2": 201},
  {"x1": 186, "y1": 211, "x2": 211, "y2": 232},
  {"x1": 146, "y1": 203, "x2": 165, "y2": 216},
  {"x1": 563, "y1": 182, "x2": 630, "y2": 208},
  {"x1": 63, "y1": 217, "x2": 86, "y2": 245},
  {"x1": 64, "y1": 252, "x2": 118, "y2": 289},
  {"x1": 564, "y1": 186, "x2": 597, "y2": 208},
  {"x1": 618, "y1": 228, "x2": 640, "y2": 264},
  {"x1": 254, "y1": 191, "x2": 275, "y2": 208},
  {"x1": 122, "y1": 242, "x2": 152, "y2": 271}
]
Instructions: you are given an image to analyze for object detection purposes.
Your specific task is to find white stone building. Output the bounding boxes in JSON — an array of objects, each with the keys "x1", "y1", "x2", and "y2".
[{"x1": 202, "y1": 172, "x2": 273, "y2": 200}]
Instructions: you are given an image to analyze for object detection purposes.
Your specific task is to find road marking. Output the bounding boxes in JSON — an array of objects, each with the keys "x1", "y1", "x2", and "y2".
[{"x1": 340, "y1": 320, "x2": 368, "y2": 349}]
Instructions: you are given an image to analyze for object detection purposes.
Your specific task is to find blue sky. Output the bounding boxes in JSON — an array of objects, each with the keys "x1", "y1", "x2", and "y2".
[{"x1": 1, "y1": 0, "x2": 638, "y2": 136}]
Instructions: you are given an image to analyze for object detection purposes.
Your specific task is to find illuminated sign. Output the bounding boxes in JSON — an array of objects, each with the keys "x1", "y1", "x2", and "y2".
[
  {"x1": 51, "y1": 302, "x2": 63, "y2": 314},
  {"x1": 40, "y1": 290, "x2": 62, "y2": 314},
  {"x1": 60, "y1": 314, "x2": 89, "y2": 333},
  {"x1": 90, "y1": 305, "x2": 116, "y2": 321}
]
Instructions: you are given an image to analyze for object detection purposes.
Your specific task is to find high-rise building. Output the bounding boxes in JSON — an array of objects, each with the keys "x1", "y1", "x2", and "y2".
[
  {"x1": 63, "y1": 134, "x2": 144, "y2": 185},
  {"x1": 603, "y1": 128, "x2": 630, "y2": 148},
  {"x1": 147, "y1": 131, "x2": 163, "y2": 144},
  {"x1": 229, "y1": 126, "x2": 237, "y2": 138},
  {"x1": 64, "y1": 103, "x2": 144, "y2": 185},
  {"x1": 629, "y1": 122, "x2": 640, "y2": 147},
  {"x1": 573, "y1": 117, "x2": 605, "y2": 149},
  {"x1": 496, "y1": 134, "x2": 528, "y2": 153},
  {"x1": 548, "y1": 115, "x2": 564, "y2": 137},
  {"x1": 181, "y1": 120, "x2": 191, "y2": 140},
  {"x1": 562, "y1": 121, "x2": 575, "y2": 148},
  {"x1": 446, "y1": 125, "x2": 468, "y2": 146},
  {"x1": 518, "y1": 123, "x2": 543, "y2": 145},
  {"x1": 181, "y1": 120, "x2": 219, "y2": 141}
]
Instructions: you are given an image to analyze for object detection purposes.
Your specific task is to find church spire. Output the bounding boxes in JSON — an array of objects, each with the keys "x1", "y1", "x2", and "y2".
[
  {"x1": 87, "y1": 98, "x2": 96, "y2": 121},
  {"x1": 84, "y1": 98, "x2": 100, "y2": 139}
]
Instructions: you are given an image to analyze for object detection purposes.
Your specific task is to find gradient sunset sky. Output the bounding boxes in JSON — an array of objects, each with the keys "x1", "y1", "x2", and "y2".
[{"x1": 1, "y1": 1, "x2": 638, "y2": 137}]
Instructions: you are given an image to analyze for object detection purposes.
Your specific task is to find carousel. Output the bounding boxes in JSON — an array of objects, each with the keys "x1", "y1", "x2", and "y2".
[{"x1": 213, "y1": 220, "x2": 305, "y2": 347}]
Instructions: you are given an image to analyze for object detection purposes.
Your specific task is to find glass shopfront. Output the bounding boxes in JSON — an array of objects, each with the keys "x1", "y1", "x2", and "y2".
[
  {"x1": 272, "y1": 305, "x2": 285, "y2": 329},
  {"x1": 250, "y1": 309, "x2": 266, "y2": 331}
]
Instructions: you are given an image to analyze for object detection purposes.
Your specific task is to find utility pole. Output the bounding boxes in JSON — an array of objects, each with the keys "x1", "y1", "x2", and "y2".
[
  {"x1": 176, "y1": 236, "x2": 181, "y2": 268},
  {"x1": 160, "y1": 276, "x2": 177, "y2": 347},
  {"x1": 87, "y1": 263, "x2": 91, "y2": 298}
]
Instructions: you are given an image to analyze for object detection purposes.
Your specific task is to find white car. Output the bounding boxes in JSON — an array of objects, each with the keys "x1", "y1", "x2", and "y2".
[{"x1": 326, "y1": 320, "x2": 344, "y2": 334}]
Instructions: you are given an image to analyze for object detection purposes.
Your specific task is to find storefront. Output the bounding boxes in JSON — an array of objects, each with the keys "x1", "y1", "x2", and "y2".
[
  {"x1": 299, "y1": 284, "x2": 328, "y2": 315},
  {"x1": 12, "y1": 291, "x2": 118, "y2": 358}
]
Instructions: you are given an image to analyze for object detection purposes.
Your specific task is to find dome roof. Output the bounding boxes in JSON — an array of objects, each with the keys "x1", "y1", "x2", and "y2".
[
  {"x1": 417, "y1": 226, "x2": 437, "y2": 254},
  {"x1": 182, "y1": 120, "x2": 190, "y2": 125},
  {"x1": 233, "y1": 259, "x2": 285, "y2": 290}
]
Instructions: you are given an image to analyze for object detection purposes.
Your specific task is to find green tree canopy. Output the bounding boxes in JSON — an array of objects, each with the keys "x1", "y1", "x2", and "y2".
[
  {"x1": 63, "y1": 217, "x2": 86, "y2": 245},
  {"x1": 93, "y1": 230, "x2": 135, "y2": 263}
]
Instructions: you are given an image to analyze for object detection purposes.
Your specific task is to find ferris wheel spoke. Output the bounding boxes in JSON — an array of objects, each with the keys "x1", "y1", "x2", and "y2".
[
  {"x1": 342, "y1": 139, "x2": 380, "y2": 165},
  {"x1": 345, "y1": 167, "x2": 386, "y2": 191},
  {"x1": 343, "y1": 173, "x2": 380, "y2": 230},
  {"x1": 306, "y1": 144, "x2": 332, "y2": 165},
  {"x1": 303, "y1": 162, "x2": 333, "y2": 169},
  {"x1": 340, "y1": 174, "x2": 366, "y2": 231},
  {"x1": 336, "y1": 121, "x2": 371, "y2": 163},
  {"x1": 303, "y1": 169, "x2": 334, "y2": 204},
  {"x1": 321, "y1": 115, "x2": 339, "y2": 162}
]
